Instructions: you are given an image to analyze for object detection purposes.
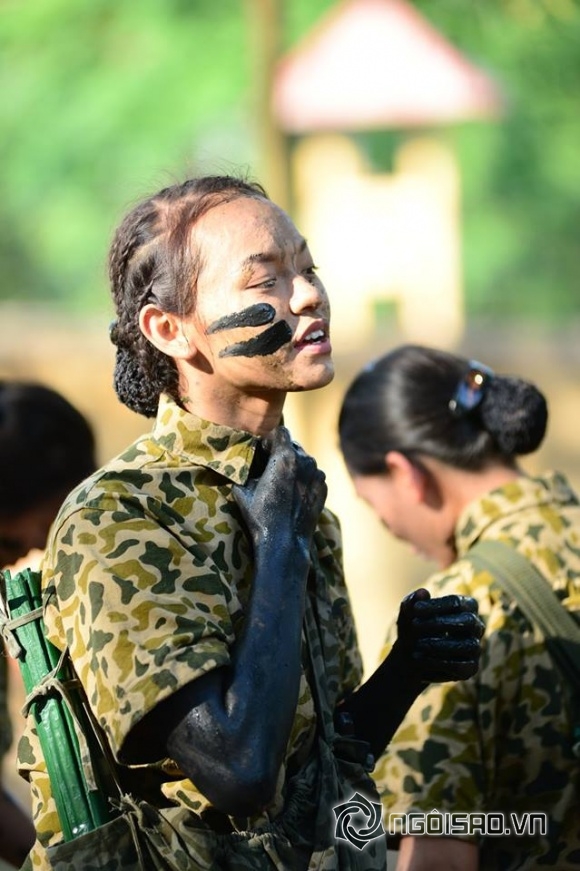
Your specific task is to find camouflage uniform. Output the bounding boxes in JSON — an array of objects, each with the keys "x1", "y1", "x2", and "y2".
[
  {"x1": 377, "y1": 472, "x2": 580, "y2": 870},
  {"x1": 19, "y1": 394, "x2": 365, "y2": 869}
]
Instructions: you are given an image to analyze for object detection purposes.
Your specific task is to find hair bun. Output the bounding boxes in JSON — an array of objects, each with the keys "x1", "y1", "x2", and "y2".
[
  {"x1": 480, "y1": 377, "x2": 548, "y2": 456},
  {"x1": 113, "y1": 347, "x2": 159, "y2": 417}
]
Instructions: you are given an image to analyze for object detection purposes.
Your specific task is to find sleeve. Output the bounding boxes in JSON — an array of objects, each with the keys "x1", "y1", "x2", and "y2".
[
  {"x1": 374, "y1": 561, "x2": 495, "y2": 839},
  {"x1": 17, "y1": 723, "x2": 62, "y2": 852},
  {"x1": 42, "y1": 492, "x2": 246, "y2": 762}
]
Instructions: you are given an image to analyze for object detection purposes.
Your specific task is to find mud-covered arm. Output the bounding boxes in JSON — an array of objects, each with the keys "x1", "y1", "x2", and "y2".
[
  {"x1": 160, "y1": 428, "x2": 327, "y2": 818},
  {"x1": 338, "y1": 590, "x2": 484, "y2": 759}
]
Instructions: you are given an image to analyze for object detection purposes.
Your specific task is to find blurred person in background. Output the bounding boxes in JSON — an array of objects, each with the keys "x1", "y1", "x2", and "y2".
[
  {"x1": 0, "y1": 381, "x2": 96, "y2": 869},
  {"x1": 19, "y1": 176, "x2": 483, "y2": 870},
  {"x1": 338, "y1": 343, "x2": 580, "y2": 871}
]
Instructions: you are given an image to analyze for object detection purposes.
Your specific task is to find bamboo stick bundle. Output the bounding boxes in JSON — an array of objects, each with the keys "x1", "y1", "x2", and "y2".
[{"x1": 0, "y1": 568, "x2": 118, "y2": 840}]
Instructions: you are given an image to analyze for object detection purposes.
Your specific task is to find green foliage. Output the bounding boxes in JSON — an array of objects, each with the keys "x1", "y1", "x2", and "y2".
[
  {"x1": 412, "y1": 0, "x2": 580, "y2": 321},
  {"x1": 0, "y1": 0, "x2": 249, "y2": 309},
  {"x1": 1, "y1": 0, "x2": 579, "y2": 320}
]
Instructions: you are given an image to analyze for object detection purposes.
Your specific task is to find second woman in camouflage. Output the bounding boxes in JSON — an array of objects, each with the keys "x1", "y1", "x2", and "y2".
[{"x1": 339, "y1": 343, "x2": 580, "y2": 871}]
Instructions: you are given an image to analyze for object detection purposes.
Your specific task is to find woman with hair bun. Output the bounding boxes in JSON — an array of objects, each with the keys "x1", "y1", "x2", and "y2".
[
  {"x1": 17, "y1": 181, "x2": 483, "y2": 870},
  {"x1": 339, "y1": 343, "x2": 580, "y2": 871}
]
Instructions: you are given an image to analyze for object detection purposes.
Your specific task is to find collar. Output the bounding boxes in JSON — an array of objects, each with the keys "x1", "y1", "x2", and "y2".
[
  {"x1": 455, "y1": 471, "x2": 578, "y2": 558},
  {"x1": 152, "y1": 393, "x2": 263, "y2": 486}
]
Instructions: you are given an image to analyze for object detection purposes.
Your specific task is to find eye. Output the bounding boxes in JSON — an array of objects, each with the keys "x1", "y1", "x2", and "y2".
[
  {"x1": 302, "y1": 264, "x2": 319, "y2": 285},
  {"x1": 249, "y1": 276, "x2": 277, "y2": 290}
]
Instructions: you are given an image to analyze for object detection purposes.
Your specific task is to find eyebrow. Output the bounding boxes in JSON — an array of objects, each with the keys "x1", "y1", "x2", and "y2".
[{"x1": 239, "y1": 238, "x2": 308, "y2": 276}]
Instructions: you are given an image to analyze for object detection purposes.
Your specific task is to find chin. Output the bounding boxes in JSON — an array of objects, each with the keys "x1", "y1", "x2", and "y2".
[
  {"x1": 305, "y1": 358, "x2": 334, "y2": 390},
  {"x1": 299, "y1": 361, "x2": 335, "y2": 391},
  {"x1": 438, "y1": 547, "x2": 457, "y2": 569}
]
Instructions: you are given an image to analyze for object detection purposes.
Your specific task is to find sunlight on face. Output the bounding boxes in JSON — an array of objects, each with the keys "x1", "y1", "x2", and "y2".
[{"x1": 182, "y1": 195, "x2": 334, "y2": 395}]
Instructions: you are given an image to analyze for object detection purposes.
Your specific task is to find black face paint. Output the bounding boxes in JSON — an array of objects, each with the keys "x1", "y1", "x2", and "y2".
[
  {"x1": 206, "y1": 303, "x2": 275, "y2": 335},
  {"x1": 219, "y1": 320, "x2": 293, "y2": 358}
]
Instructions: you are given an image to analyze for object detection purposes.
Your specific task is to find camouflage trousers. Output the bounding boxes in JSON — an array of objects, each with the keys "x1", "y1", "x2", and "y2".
[{"x1": 36, "y1": 735, "x2": 387, "y2": 871}]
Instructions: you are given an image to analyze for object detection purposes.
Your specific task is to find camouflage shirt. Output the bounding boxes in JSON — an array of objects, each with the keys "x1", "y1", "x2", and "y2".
[
  {"x1": 19, "y1": 394, "x2": 362, "y2": 866},
  {"x1": 377, "y1": 472, "x2": 580, "y2": 870}
]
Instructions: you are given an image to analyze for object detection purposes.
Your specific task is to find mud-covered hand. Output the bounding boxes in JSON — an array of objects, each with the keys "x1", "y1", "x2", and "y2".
[
  {"x1": 163, "y1": 431, "x2": 328, "y2": 818},
  {"x1": 393, "y1": 589, "x2": 484, "y2": 683},
  {"x1": 232, "y1": 426, "x2": 327, "y2": 560}
]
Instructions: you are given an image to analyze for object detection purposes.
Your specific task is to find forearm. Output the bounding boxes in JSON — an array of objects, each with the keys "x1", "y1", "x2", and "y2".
[
  {"x1": 165, "y1": 429, "x2": 328, "y2": 816},
  {"x1": 339, "y1": 643, "x2": 426, "y2": 759},
  {"x1": 167, "y1": 536, "x2": 310, "y2": 815},
  {"x1": 218, "y1": 537, "x2": 309, "y2": 752}
]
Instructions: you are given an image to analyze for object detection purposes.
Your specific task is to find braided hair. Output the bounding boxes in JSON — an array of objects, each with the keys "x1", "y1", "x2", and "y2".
[
  {"x1": 339, "y1": 344, "x2": 548, "y2": 475},
  {"x1": 108, "y1": 176, "x2": 269, "y2": 417}
]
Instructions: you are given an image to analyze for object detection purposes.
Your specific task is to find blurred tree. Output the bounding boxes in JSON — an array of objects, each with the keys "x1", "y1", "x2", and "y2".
[
  {"x1": 411, "y1": 0, "x2": 580, "y2": 321},
  {"x1": 0, "y1": 0, "x2": 251, "y2": 309},
  {"x1": 0, "y1": 0, "x2": 579, "y2": 323},
  {"x1": 245, "y1": 0, "x2": 291, "y2": 209}
]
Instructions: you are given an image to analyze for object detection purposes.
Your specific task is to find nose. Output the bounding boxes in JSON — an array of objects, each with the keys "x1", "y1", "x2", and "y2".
[{"x1": 289, "y1": 273, "x2": 326, "y2": 315}]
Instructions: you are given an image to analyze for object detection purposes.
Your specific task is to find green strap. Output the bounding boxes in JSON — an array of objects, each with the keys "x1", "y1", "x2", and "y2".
[
  {"x1": 469, "y1": 539, "x2": 580, "y2": 757},
  {"x1": 469, "y1": 540, "x2": 580, "y2": 645}
]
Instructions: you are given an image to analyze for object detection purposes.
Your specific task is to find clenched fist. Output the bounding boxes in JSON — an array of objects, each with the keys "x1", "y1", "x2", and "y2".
[
  {"x1": 233, "y1": 426, "x2": 327, "y2": 562},
  {"x1": 394, "y1": 589, "x2": 484, "y2": 683}
]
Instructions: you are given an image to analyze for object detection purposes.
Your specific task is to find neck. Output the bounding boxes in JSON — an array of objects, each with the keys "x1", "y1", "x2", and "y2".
[
  {"x1": 179, "y1": 379, "x2": 285, "y2": 437},
  {"x1": 452, "y1": 463, "x2": 522, "y2": 508},
  {"x1": 423, "y1": 456, "x2": 522, "y2": 507},
  {"x1": 420, "y1": 458, "x2": 523, "y2": 569}
]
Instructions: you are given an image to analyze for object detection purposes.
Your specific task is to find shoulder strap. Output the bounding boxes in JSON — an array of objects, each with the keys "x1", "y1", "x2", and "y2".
[
  {"x1": 469, "y1": 540, "x2": 580, "y2": 646},
  {"x1": 469, "y1": 539, "x2": 580, "y2": 757}
]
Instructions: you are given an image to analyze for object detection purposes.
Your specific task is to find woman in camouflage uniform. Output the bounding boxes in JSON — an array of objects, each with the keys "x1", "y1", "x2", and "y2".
[
  {"x1": 338, "y1": 343, "x2": 580, "y2": 871},
  {"x1": 19, "y1": 179, "x2": 482, "y2": 870}
]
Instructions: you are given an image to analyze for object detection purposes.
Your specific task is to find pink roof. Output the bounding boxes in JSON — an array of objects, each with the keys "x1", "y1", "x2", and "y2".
[{"x1": 273, "y1": 0, "x2": 503, "y2": 131}]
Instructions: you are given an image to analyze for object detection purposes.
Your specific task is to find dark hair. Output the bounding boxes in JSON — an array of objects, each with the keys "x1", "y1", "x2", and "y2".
[
  {"x1": 338, "y1": 344, "x2": 548, "y2": 475},
  {"x1": 0, "y1": 382, "x2": 96, "y2": 517},
  {"x1": 108, "y1": 175, "x2": 269, "y2": 417}
]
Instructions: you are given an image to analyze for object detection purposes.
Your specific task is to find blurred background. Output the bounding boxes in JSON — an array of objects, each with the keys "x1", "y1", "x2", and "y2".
[{"x1": 2, "y1": 1, "x2": 580, "y2": 801}]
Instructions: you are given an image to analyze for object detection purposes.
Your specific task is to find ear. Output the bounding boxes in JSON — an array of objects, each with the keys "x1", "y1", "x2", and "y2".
[
  {"x1": 139, "y1": 304, "x2": 195, "y2": 361},
  {"x1": 385, "y1": 451, "x2": 428, "y2": 504}
]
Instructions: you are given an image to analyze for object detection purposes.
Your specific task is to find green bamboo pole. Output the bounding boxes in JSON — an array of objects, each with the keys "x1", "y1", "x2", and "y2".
[{"x1": 2, "y1": 568, "x2": 116, "y2": 840}]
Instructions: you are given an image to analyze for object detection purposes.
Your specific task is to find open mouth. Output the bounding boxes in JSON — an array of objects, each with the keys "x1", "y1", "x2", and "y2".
[
  {"x1": 295, "y1": 325, "x2": 329, "y2": 349},
  {"x1": 302, "y1": 328, "x2": 326, "y2": 345}
]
